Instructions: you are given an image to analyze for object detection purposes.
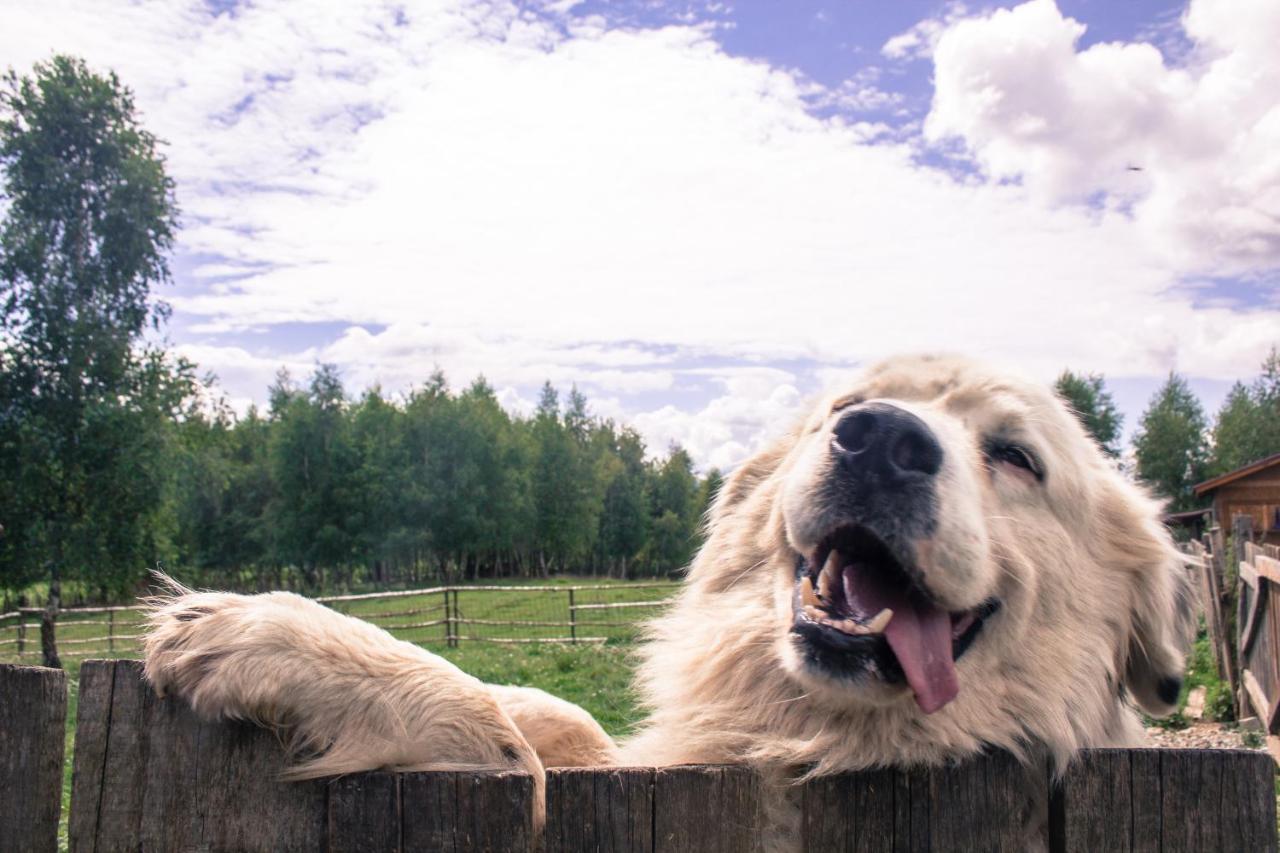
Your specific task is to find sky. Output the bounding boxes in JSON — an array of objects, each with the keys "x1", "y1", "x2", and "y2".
[{"x1": 3, "y1": 0, "x2": 1278, "y2": 470}]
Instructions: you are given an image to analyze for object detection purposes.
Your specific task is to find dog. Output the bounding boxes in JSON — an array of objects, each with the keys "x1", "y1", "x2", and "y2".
[{"x1": 144, "y1": 354, "x2": 1192, "y2": 847}]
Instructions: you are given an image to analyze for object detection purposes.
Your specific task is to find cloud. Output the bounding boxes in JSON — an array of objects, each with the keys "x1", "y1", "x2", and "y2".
[
  {"x1": 4, "y1": 0, "x2": 1279, "y2": 470},
  {"x1": 924, "y1": 0, "x2": 1280, "y2": 275},
  {"x1": 882, "y1": 2, "x2": 970, "y2": 60},
  {"x1": 632, "y1": 368, "x2": 806, "y2": 470}
]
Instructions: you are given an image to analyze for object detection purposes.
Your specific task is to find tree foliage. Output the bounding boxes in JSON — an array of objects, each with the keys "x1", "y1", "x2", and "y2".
[
  {"x1": 1208, "y1": 346, "x2": 1280, "y2": 476},
  {"x1": 153, "y1": 369, "x2": 710, "y2": 593},
  {"x1": 1132, "y1": 372, "x2": 1209, "y2": 511},
  {"x1": 0, "y1": 56, "x2": 190, "y2": 632},
  {"x1": 1054, "y1": 370, "x2": 1123, "y2": 456}
]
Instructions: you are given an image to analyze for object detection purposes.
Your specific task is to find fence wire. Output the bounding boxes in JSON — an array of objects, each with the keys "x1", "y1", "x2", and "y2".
[{"x1": 0, "y1": 582, "x2": 680, "y2": 662}]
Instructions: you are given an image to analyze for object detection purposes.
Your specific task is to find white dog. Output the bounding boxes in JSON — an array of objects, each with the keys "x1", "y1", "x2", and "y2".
[{"x1": 144, "y1": 354, "x2": 1191, "y2": 846}]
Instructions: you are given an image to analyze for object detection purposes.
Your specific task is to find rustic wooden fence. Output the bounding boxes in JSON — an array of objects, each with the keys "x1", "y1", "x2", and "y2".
[
  {"x1": 1, "y1": 661, "x2": 1275, "y2": 852},
  {"x1": 0, "y1": 582, "x2": 678, "y2": 665},
  {"x1": 1237, "y1": 532, "x2": 1280, "y2": 764}
]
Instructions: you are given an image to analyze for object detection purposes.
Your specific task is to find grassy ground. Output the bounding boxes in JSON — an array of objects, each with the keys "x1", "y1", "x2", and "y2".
[{"x1": 0, "y1": 576, "x2": 678, "y2": 661}]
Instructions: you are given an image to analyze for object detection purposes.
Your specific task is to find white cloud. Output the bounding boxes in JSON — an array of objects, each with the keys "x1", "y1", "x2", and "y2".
[
  {"x1": 3, "y1": 0, "x2": 1278, "y2": 470},
  {"x1": 882, "y1": 3, "x2": 970, "y2": 61},
  {"x1": 633, "y1": 369, "x2": 806, "y2": 471},
  {"x1": 925, "y1": 0, "x2": 1280, "y2": 275}
]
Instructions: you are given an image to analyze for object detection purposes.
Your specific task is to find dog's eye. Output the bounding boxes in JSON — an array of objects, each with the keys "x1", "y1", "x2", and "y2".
[{"x1": 988, "y1": 443, "x2": 1044, "y2": 482}]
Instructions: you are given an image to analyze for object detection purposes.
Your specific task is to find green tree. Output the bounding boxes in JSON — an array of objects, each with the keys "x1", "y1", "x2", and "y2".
[
  {"x1": 1132, "y1": 372, "x2": 1209, "y2": 512},
  {"x1": 1054, "y1": 370, "x2": 1123, "y2": 457},
  {"x1": 268, "y1": 365, "x2": 361, "y2": 589},
  {"x1": 598, "y1": 426, "x2": 650, "y2": 578},
  {"x1": 646, "y1": 445, "x2": 700, "y2": 572},
  {"x1": 0, "y1": 56, "x2": 183, "y2": 663},
  {"x1": 1208, "y1": 346, "x2": 1280, "y2": 476}
]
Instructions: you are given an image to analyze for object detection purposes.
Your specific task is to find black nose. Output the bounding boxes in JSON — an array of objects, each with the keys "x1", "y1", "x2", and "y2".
[{"x1": 832, "y1": 402, "x2": 943, "y2": 479}]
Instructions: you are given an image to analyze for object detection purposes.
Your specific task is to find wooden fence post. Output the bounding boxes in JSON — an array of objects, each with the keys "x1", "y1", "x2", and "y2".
[
  {"x1": 39, "y1": 607, "x2": 59, "y2": 670},
  {"x1": 0, "y1": 664, "x2": 68, "y2": 853},
  {"x1": 442, "y1": 588, "x2": 452, "y2": 647},
  {"x1": 15, "y1": 614, "x2": 25, "y2": 657},
  {"x1": 448, "y1": 588, "x2": 459, "y2": 648},
  {"x1": 107, "y1": 608, "x2": 114, "y2": 654},
  {"x1": 568, "y1": 589, "x2": 577, "y2": 645}
]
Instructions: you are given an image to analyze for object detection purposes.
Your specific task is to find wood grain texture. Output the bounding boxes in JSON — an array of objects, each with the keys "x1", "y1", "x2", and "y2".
[
  {"x1": 329, "y1": 772, "x2": 401, "y2": 853},
  {"x1": 546, "y1": 766, "x2": 654, "y2": 853},
  {"x1": 1051, "y1": 748, "x2": 1277, "y2": 853},
  {"x1": 653, "y1": 765, "x2": 763, "y2": 853},
  {"x1": 401, "y1": 769, "x2": 534, "y2": 852},
  {"x1": 68, "y1": 660, "x2": 115, "y2": 853},
  {"x1": 0, "y1": 663, "x2": 67, "y2": 853}
]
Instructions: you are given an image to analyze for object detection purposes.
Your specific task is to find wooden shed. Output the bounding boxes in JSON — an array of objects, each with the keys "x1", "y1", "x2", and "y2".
[{"x1": 1194, "y1": 453, "x2": 1280, "y2": 546}]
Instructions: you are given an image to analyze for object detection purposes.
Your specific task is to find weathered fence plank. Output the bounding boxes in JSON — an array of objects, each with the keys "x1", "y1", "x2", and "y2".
[
  {"x1": 653, "y1": 764, "x2": 762, "y2": 852},
  {"x1": 328, "y1": 772, "x2": 401, "y2": 853},
  {"x1": 1050, "y1": 748, "x2": 1276, "y2": 853},
  {"x1": 0, "y1": 663, "x2": 67, "y2": 853},
  {"x1": 546, "y1": 766, "x2": 654, "y2": 853},
  {"x1": 800, "y1": 750, "x2": 1029, "y2": 852}
]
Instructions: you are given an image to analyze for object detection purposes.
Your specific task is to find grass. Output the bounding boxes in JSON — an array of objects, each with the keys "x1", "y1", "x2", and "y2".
[
  {"x1": 0, "y1": 577, "x2": 666, "y2": 851},
  {"x1": 1145, "y1": 624, "x2": 1234, "y2": 731}
]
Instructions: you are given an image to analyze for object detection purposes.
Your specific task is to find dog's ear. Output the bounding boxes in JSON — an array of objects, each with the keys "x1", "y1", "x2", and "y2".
[{"x1": 1104, "y1": 486, "x2": 1196, "y2": 717}]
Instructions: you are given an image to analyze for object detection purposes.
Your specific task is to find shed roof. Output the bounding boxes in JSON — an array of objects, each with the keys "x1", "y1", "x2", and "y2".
[{"x1": 1193, "y1": 452, "x2": 1280, "y2": 496}]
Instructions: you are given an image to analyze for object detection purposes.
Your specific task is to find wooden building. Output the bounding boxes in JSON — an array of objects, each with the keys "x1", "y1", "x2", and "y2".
[{"x1": 1193, "y1": 453, "x2": 1280, "y2": 546}]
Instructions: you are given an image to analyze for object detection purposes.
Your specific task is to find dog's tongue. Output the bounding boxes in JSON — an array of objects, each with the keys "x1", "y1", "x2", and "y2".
[{"x1": 842, "y1": 563, "x2": 959, "y2": 714}]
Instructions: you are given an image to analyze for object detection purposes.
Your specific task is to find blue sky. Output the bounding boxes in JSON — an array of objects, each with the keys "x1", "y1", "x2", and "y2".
[{"x1": 4, "y1": 0, "x2": 1278, "y2": 468}]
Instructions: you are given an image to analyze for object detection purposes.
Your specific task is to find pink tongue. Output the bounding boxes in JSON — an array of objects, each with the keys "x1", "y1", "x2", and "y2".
[{"x1": 843, "y1": 563, "x2": 959, "y2": 714}]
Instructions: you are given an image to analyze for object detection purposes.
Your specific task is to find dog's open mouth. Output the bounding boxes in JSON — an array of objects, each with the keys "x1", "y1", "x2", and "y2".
[{"x1": 791, "y1": 525, "x2": 1000, "y2": 714}]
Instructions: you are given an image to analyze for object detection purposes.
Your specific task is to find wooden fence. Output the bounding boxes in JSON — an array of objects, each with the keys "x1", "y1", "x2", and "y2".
[
  {"x1": 0, "y1": 661, "x2": 1274, "y2": 852},
  {"x1": 1237, "y1": 533, "x2": 1280, "y2": 763},
  {"x1": 0, "y1": 582, "x2": 679, "y2": 664}
]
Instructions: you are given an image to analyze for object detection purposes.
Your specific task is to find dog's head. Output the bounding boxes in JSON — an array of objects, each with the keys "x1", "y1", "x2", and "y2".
[{"x1": 657, "y1": 354, "x2": 1190, "y2": 762}]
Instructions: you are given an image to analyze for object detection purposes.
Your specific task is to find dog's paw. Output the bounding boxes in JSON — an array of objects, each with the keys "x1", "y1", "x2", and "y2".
[
  {"x1": 141, "y1": 573, "x2": 311, "y2": 722},
  {"x1": 143, "y1": 578, "x2": 244, "y2": 701}
]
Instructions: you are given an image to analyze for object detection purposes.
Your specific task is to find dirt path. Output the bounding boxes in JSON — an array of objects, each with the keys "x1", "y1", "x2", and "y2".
[{"x1": 1145, "y1": 721, "x2": 1265, "y2": 750}]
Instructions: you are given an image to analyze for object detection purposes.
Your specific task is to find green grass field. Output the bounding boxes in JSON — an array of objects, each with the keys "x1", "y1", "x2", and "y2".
[{"x1": 1, "y1": 578, "x2": 669, "y2": 851}]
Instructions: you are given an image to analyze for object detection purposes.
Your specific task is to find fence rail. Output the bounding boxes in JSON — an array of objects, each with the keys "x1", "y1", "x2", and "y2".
[
  {"x1": 0, "y1": 660, "x2": 1273, "y2": 852},
  {"x1": 0, "y1": 582, "x2": 681, "y2": 663}
]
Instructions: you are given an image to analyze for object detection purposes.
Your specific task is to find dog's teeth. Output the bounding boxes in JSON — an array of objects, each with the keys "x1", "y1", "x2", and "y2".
[
  {"x1": 865, "y1": 608, "x2": 894, "y2": 633},
  {"x1": 803, "y1": 604, "x2": 827, "y2": 622},
  {"x1": 830, "y1": 618, "x2": 872, "y2": 635},
  {"x1": 818, "y1": 550, "x2": 841, "y2": 600},
  {"x1": 800, "y1": 576, "x2": 821, "y2": 608}
]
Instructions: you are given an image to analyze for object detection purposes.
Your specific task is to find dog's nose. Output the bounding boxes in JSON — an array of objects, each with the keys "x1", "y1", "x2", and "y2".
[{"x1": 832, "y1": 403, "x2": 943, "y2": 480}]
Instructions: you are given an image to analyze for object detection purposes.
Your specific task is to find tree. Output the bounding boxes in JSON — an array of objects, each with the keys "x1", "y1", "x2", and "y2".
[
  {"x1": 1054, "y1": 370, "x2": 1123, "y2": 457},
  {"x1": 0, "y1": 56, "x2": 182, "y2": 664},
  {"x1": 1209, "y1": 347, "x2": 1280, "y2": 476},
  {"x1": 646, "y1": 445, "x2": 700, "y2": 572},
  {"x1": 1132, "y1": 373, "x2": 1209, "y2": 512},
  {"x1": 598, "y1": 426, "x2": 650, "y2": 577}
]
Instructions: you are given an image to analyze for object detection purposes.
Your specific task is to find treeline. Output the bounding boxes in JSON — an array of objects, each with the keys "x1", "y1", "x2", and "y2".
[
  {"x1": 1055, "y1": 347, "x2": 1280, "y2": 513},
  {"x1": 173, "y1": 367, "x2": 719, "y2": 592}
]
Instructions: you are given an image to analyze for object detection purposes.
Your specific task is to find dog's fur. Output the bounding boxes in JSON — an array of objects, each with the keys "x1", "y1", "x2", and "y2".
[{"x1": 144, "y1": 355, "x2": 1192, "y2": 846}]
